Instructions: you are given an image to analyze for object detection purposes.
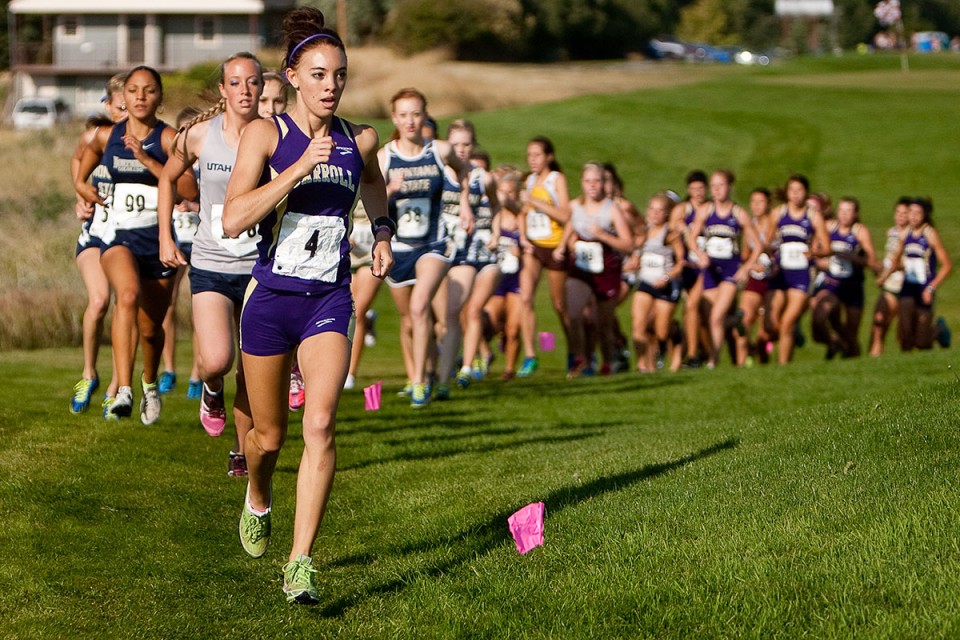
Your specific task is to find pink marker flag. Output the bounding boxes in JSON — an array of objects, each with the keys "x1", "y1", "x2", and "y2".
[
  {"x1": 538, "y1": 331, "x2": 555, "y2": 352},
  {"x1": 363, "y1": 380, "x2": 382, "y2": 411},
  {"x1": 508, "y1": 501, "x2": 545, "y2": 555}
]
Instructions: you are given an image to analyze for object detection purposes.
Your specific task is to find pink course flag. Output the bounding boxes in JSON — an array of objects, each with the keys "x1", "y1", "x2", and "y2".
[
  {"x1": 508, "y1": 501, "x2": 545, "y2": 555},
  {"x1": 538, "y1": 331, "x2": 555, "y2": 352},
  {"x1": 363, "y1": 381, "x2": 382, "y2": 411}
]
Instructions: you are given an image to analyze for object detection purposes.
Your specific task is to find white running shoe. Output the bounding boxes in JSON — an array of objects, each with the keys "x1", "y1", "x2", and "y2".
[
  {"x1": 108, "y1": 386, "x2": 134, "y2": 420},
  {"x1": 140, "y1": 378, "x2": 162, "y2": 425}
]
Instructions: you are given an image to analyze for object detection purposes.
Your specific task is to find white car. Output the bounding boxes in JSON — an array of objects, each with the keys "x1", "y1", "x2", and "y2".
[{"x1": 12, "y1": 97, "x2": 71, "y2": 130}]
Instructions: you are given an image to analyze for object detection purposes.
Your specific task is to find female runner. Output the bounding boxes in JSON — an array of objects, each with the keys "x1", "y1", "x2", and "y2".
[
  {"x1": 69, "y1": 73, "x2": 126, "y2": 414},
  {"x1": 878, "y1": 197, "x2": 952, "y2": 351},
  {"x1": 478, "y1": 168, "x2": 525, "y2": 380},
  {"x1": 670, "y1": 170, "x2": 710, "y2": 368},
  {"x1": 810, "y1": 197, "x2": 877, "y2": 358},
  {"x1": 435, "y1": 120, "x2": 498, "y2": 399},
  {"x1": 518, "y1": 136, "x2": 570, "y2": 377},
  {"x1": 631, "y1": 193, "x2": 685, "y2": 372},
  {"x1": 223, "y1": 8, "x2": 394, "y2": 603},
  {"x1": 157, "y1": 106, "x2": 203, "y2": 397},
  {"x1": 380, "y1": 88, "x2": 473, "y2": 408},
  {"x1": 75, "y1": 65, "x2": 198, "y2": 423},
  {"x1": 687, "y1": 170, "x2": 762, "y2": 369},
  {"x1": 553, "y1": 162, "x2": 633, "y2": 377},
  {"x1": 765, "y1": 174, "x2": 831, "y2": 365},
  {"x1": 869, "y1": 198, "x2": 910, "y2": 356},
  {"x1": 159, "y1": 52, "x2": 264, "y2": 479},
  {"x1": 734, "y1": 187, "x2": 774, "y2": 366}
]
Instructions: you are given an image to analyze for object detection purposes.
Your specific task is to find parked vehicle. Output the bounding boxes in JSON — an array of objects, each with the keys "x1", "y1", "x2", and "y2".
[
  {"x1": 11, "y1": 97, "x2": 71, "y2": 130},
  {"x1": 647, "y1": 35, "x2": 690, "y2": 60}
]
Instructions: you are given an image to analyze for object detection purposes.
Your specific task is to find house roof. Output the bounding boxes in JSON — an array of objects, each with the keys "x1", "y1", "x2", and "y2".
[{"x1": 8, "y1": 0, "x2": 279, "y2": 14}]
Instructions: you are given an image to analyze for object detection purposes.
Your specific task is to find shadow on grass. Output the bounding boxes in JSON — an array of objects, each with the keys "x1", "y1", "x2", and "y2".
[
  {"x1": 278, "y1": 429, "x2": 604, "y2": 474},
  {"x1": 316, "y1": 436, "x2": 740, "y2": 617}
]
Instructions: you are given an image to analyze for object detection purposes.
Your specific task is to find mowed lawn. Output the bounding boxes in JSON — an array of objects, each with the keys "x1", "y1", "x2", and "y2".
[{"x1": 3, "y1": 54, "x2": 960, "y2": 638}]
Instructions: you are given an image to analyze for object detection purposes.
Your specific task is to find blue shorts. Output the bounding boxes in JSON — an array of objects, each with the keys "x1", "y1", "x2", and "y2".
[
  {"x1": 76, "y1": 221, "x2": 100, "y2": 256},
  {"x1": 702, "y1": 258, "x2": 740, "y2": 290},
  {"x1": 899, "y1": 281, "x2": 934, "y2": 309},
  {"x1": 386, "y1": 240, "x2": 453, "y2": 288},
  {"x1": 681, "y1": 264, "x2": 701, "y2": 291},
  {"x1": 179, "y1": 242, "x2": 193, "y2": 265},
  {"x1": 190, "y1": 266, "x2": 252, "y2": 305},
  {"x1": 493, "y1": 271, "x2": 520, "y2": 297},
  {"x1": 636, "y1": 279, "x2": 681, "y2": 303},
  {"x1": 770, "y1": 268, "x2": 811, "y2": 294},
  {"x1": 101, "y1": 226, "x2": 175, "y2": 280},
  {"x1": 814, "y1": 273, "x2": 865, "y2": 308},
  {"x1": 239, "y1": 279, "x2": 355, "y2": 357}
]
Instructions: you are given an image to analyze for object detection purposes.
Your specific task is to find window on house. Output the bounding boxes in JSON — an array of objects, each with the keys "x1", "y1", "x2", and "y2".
[
  {"x1": 198, "y1": 17, "x2": 217, "y2": 42},
  {"x1": 62, "y1": 16, "x2": 81, "y2": 39}
]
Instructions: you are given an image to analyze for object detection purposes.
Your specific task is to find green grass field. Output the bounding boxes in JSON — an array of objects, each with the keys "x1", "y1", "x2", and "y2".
[{"x1": 3, "y1": 53, "x2": 960, "y2": 638}]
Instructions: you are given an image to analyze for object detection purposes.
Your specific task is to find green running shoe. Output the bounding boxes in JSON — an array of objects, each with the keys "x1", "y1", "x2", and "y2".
[
  {"x1": 102, "y1": 394, "x2": 118, "y2": 421},
  {"x1": 517, "y1": 356, "x2": 539, "y2": 378},
  {"x1": 397, "y1": 380, "x2": 413, "y2": 397},
  {"x1": 71, "y1": 376, "x2": 99, "y2": 414},
  {"x1": 410, "y1": 382, "x2": 429, "y2": 408},
  {"x1": 455, "y1": 368, "x2": 471, "y2": 389},
  {"x1": 239, "y1": 483, "x2": 271, "y2": 558},
  {"x1": 282, "y1": 554, "x2": 320, "y2": 605}
]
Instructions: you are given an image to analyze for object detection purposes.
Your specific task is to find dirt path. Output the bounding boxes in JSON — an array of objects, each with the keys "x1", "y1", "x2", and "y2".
[{"x1": 340, "y1": 47, "x2": 723, "y2": 117}]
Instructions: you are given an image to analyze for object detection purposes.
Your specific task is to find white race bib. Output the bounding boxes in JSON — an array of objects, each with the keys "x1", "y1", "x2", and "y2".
[
  {"x1": 497, "y1": 238, "x2": 520, "y2": 274},
  {"x1": 173, "y1": 210, "x2": 199, "y2": 245},
  {"x1": 903, "y1": 256, "x2": 928, "y2": 284},
  {"x1": 112, "y1": 183, "x2": 158, "y2": 229},
  {"x1": 88, "y1": 203, "x2": 110, "y2": 242},
  {"x1": 453, "y1": 226, "x2": 469, "y2": 251},
  {"x1": 526, "y1": 210, "x2": 553, "y2": 241},
  {"x1": 828, "y1": 256, "x2": 853, "y2": 279},
  {"x1": 640, "y1": 252, "x2": 666, "y2": 283},
  {"x1": 705, "y1": 236, "x2": 734, "y2": 260},
  {"x1": 574, "y1": 240, "x2": 604, "y2": 274},
  {"x1": 687, "y1": 235, "x2": 707, "y2": 264},
  {"x1": 779, "y1": 241, "x2": 809, "y2": 270},
  {"x1": 272, "y1": 213, "x2": 345, "y2": 282},
  {"x1": 396, "y1": 197, "x2": 431, "y2": 240},
  {"x1": 212, "y1": 204, "x2": 259, "y2": 258},
  {"x1": 350, "y1": 221, "x2": 375, "y2": 258}
]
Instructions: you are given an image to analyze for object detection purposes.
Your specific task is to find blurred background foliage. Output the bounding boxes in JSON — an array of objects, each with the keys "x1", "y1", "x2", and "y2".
[{"x1": 302, "y1": 0, "x2": 960, "y2": 60}]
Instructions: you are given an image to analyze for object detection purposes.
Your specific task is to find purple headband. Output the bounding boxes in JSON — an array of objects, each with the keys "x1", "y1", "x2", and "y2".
[{"x1": 288, "y1": 33, "x2": 342, "y2": 65}]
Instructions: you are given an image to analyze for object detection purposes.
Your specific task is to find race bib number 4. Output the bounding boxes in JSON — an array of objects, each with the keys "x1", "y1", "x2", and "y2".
[
  {"x1": 212, "y1": 204, "x2": 259, "y2": 258},
  {"x1": 272, "y1": 213, "x2": 345, "y2": 282}
]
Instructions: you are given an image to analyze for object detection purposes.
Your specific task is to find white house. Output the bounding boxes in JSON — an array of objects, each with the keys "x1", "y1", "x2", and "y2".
[{"x1": 6, "y1": 0, "x2": 295, "y2": 116}]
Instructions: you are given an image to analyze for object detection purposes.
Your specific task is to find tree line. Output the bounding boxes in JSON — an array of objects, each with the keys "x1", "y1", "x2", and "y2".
[{"x1": 309, "y1": 0, "x2": 960, "y2": 60}]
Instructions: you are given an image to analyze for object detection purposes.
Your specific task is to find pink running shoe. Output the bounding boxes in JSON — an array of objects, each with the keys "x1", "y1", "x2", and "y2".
[
  {"x1": 199, "y1": 384, "x2": 226, "y2": 437},
  {"x1": 289, "y1": 368, "x2": 305, "y2": 411},
  {"x1": 228, "y1": 452, "x2": 248, "y2": 477}
]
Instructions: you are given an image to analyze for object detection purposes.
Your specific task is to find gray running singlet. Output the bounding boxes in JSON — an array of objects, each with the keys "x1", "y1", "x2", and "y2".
[{"x1": 191, "y1": 114, "x2": 260, "y2": 275}]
